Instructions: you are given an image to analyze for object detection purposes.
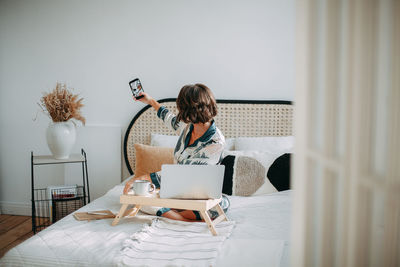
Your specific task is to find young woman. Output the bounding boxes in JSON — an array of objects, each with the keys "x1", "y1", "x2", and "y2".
[{"x1": 123, "y1": 83, "x2": 229, "y2": 221}]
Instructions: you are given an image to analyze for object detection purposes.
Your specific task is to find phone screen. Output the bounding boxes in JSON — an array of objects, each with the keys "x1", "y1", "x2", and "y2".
[{"x1": 129, "y1": 78, "x2": 144, "y2": 99}]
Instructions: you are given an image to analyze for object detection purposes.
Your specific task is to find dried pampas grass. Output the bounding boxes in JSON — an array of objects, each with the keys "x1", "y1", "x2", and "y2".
[{"x1": 39, "y1": 83, "x2": 85, "y2": 125}]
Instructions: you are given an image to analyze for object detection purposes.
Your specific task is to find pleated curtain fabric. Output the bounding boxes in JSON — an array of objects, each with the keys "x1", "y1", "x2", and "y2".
[{"x1": 292, "y1": 0, "x2": 400, "y2": 266}]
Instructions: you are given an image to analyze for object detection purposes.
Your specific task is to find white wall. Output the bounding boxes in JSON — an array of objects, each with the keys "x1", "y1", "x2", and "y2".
[{"x1": 0, "y1": 0, "x2": 295, "y2": 215}]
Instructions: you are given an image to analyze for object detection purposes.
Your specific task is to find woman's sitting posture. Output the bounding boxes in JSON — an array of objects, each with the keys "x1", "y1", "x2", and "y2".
[{"x1": 123, "y1": 83, "x2": 229, "y2": 221}]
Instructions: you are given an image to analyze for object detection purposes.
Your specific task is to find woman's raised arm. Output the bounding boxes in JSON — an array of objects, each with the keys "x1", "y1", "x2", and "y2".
[
  {"x1": 135, "y1": 92, "x2": 185, "y2": 133},
  {"x1": 134, "y1": 92, "x2": 161, "y2": 111}
]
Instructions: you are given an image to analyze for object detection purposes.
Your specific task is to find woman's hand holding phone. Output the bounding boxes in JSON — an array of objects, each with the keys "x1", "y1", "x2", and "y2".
[
  {"x1": 129, "y1": 78, "x2": 161, "y2": 111},
  {"x1": 133, "y1": 92, "x2": 152, "y2": 105},
  {"x1": 134, "y1": 92, "x2": 161, "y2": 112}
]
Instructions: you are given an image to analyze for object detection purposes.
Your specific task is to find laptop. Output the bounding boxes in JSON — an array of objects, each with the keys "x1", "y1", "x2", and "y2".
[{"x1": 160, "y1": 164, "x2": 225, "y2": 199}]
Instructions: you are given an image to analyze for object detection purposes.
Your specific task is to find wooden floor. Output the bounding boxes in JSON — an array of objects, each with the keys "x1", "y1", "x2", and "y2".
[{"x1": 0, "y1": 215, "x2": 34, "y2": 258}]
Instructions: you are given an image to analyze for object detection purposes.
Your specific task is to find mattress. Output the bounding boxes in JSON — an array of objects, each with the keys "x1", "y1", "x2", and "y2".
[{"x1": 0, "y1": 184, "x2": 292, "y2": 267}]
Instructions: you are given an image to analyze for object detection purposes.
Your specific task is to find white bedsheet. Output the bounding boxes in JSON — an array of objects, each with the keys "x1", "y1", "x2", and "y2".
[{"x1": 0, "y1": 185, "x2": 292, "y2": 267}]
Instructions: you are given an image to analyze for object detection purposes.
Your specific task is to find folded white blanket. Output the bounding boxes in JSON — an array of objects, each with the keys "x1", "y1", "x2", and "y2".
[{"x1": 116, "y1": 218, "x2": 235, "y2": 267}]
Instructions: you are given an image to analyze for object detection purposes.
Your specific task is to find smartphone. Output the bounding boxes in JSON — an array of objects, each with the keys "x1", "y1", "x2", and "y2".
[{"x1": 129, "y1": 78, "x2": 144, "y2": 99}]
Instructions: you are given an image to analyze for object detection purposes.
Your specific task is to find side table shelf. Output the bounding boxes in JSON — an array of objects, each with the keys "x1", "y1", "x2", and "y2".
[{"x1": 31, "y1": 149, "x2": 90, "y2": 234}]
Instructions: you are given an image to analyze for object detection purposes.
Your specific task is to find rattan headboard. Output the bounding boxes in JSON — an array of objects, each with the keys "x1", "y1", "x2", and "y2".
[{"x1": 124, "y1": 99, "x2": 293, "y2": 175}]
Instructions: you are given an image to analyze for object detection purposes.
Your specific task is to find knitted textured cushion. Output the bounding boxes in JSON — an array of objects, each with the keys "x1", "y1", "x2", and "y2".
[
  {"x1": 221, "y1": 155, "x2": 278, "y2": 196},
  {"x1": 233, "y1": 156, "x2": 267, "y2": 196}
]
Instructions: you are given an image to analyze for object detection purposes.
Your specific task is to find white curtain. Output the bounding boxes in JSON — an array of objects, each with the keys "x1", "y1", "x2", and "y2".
[{"x1": 292, "y1": 0, "x2": 399, "y2": 266}]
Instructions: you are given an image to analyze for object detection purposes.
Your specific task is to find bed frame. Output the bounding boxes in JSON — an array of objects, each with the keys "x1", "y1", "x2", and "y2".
[{"x1": 124, "y1": 98, "x2": 293, "y2": 175}]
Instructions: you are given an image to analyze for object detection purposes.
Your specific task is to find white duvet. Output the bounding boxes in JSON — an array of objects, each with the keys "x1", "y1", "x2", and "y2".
[{"x1": 0, "y1": 185, "x2": 292, "y2": 267}]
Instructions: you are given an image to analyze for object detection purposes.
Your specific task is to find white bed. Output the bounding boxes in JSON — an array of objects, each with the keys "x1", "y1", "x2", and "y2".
[
  {"x1": 1, "y1": 99, "x2": 293, "y2": 266},
  {"x1": 0, "y1": 182, "x2": 292, "y2": 267}
]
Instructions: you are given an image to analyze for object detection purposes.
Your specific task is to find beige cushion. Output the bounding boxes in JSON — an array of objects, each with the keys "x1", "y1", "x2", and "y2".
[{"x1": 134, "y1": 144, "x2": 174, "y2": 178}]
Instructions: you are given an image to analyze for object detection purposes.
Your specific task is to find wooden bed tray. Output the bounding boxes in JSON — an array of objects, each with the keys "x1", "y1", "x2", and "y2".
[{"x1": 111, "y1": 195, "x2": 229, "y2": 236}]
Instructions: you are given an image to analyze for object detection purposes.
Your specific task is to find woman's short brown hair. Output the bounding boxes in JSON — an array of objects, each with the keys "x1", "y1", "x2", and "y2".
[{"x1": 176, "y1": 83, "x2": 217, "y2": 124}]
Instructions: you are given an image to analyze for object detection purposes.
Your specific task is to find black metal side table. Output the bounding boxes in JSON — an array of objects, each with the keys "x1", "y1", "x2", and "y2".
[{"x1": 30, "y1": 149, "x2": 90, "y2": 234}]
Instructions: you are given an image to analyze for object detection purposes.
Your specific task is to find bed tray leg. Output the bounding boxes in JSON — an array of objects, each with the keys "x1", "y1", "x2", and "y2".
[
  {"x1": 200, "y1": 210, "x2": 218, "y2": 236},
  {"x1": 213, "y1": 203, "x2": 229, "y2": 223},
  {"x1": 112, "y1": 204, "x2": 129, "y2": 226}
]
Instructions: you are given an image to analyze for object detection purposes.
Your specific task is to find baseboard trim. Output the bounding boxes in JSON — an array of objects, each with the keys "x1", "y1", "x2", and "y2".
[{"x1": 0, "y1": 201, "x2": 31, "y2": 216}]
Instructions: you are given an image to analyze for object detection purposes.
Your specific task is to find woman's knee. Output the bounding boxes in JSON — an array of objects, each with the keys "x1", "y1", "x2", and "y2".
[{"x1": 162, "y1": 210, "x2": 192, "y2": 222}]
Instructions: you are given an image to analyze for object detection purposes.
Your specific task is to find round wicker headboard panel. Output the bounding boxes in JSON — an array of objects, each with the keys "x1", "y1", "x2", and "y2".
[{"x1": 124, "y1": 99, "x2": 293, "y2": 175}]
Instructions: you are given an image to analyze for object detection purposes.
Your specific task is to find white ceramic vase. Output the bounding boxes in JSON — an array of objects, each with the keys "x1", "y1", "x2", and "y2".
[{"x1": 46, "y1": 120, "x2": 76, "y2": 159}]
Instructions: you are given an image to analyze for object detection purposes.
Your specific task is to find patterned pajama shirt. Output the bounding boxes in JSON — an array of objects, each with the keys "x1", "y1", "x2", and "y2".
[{"x1": 148, "y1": 106, "x2": 228, "y2": 219}]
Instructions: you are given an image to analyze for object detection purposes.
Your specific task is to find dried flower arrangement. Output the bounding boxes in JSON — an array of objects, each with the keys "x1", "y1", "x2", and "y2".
[{"x1": 38, "y1": 83, "x2": 85, "y2": 125}]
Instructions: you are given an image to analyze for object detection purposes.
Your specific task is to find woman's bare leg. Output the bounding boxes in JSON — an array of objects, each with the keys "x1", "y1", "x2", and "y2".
[
  {"x1": 161, "y1": 210, "x2": 195, "y2": 222},
  {"x1": 178, "y1": 210, "x2": 203, "y2": 221}
]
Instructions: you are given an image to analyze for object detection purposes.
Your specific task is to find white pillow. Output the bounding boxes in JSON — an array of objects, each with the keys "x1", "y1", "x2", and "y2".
[
  {"x1": 150, "y1": 133, "x2": 179, "y2": 148},
  {"x1": 224, "y1": 138, "x2": 235, "y2": 150},
  {"x1": 234, "y1": 136, "x2": 294, "y2": 154},
  {"x1": 151, "y1": 133, "x2": 235, "y2": 150}
]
